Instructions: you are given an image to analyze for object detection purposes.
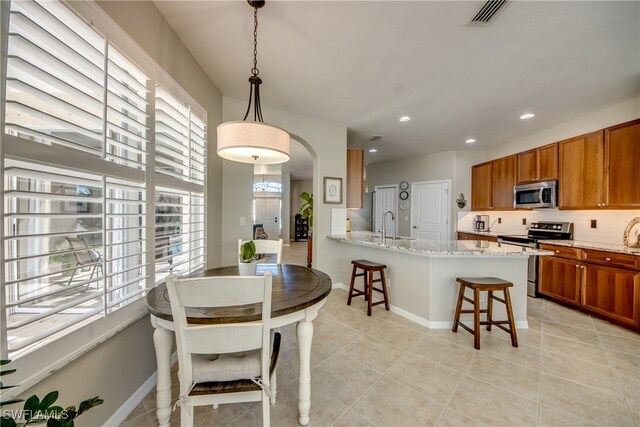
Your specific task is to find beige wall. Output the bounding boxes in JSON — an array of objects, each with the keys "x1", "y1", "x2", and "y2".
[
  {"x1": 483, "y1": 97, "x2": 640, "y2": 160},
  {"x1": 15, "y1": 2, "x2": 224, "y2": 424},
  {"x1": 17, "y1": 318, "x2": 155, "y2": 426},
  {"x1": 366, "y1": 150, "x2": 482, "y2": 236},
  {"x1": 221, "y1": 96, "x2": 347, "y2": 272}
]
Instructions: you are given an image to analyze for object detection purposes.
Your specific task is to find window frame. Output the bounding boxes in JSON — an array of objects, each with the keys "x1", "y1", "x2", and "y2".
[{"x1": 1, "y1": 0, "x2": 207, "y2": 396}]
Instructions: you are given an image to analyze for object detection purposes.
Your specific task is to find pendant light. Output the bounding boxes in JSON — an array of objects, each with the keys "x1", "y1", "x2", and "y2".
[{"x1": 217, "y1": 0, "x2": 290, "y2": 164}]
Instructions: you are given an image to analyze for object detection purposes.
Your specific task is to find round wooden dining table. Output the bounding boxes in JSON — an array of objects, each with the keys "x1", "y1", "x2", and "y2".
[{"x1": 146, "y1": 264, "x2": 332, "y2": 426}]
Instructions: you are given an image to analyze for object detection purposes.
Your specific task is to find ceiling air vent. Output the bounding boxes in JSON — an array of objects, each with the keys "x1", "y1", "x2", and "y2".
[{"x1": 469, "y1": 0, "x2": 509, "y2": 25}]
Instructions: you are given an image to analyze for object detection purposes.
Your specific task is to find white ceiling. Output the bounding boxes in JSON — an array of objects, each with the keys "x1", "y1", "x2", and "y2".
[{"x1": 154, "y1": 0, "x2": 640, "y2": 173}]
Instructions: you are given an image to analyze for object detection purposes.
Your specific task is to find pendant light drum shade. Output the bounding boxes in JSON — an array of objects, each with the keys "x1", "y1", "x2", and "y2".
[{"x1": 217, "y1": 121, "x2": 290, "y2": 164}]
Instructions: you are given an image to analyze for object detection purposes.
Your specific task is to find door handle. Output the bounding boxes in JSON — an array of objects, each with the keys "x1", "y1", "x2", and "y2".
[{"x1": 412, "y1": 226, "x2": 418, "y2": 229}]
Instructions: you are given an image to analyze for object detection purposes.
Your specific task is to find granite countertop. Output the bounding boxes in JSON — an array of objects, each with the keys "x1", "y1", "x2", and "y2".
[
  {"x1": 542, "y1": 240, "x2": 640, "y2": 256},
  {"x1": 328, "y1": 231, "x2": 552, "y2": 257}
]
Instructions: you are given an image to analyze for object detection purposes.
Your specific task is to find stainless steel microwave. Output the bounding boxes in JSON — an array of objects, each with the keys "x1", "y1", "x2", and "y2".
[{"x1": 513, "y1": 181, "x2": 557, "y2": 209}]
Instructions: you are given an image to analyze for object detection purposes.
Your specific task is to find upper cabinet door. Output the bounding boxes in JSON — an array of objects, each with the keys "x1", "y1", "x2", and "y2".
[
  {"x1": 472, "y1": 162, "x2": 492, "y2": 210},
  {"x1": 517, "y1": 143, "x2": 557, "y2": 184},
  {"x1": 536, "y1": 143, "x2": 558, "y2": 182},
  {"x1": 604, "y1": 119, "x2": 640, "y2": 208},
  {"x1": 559, "y1": 130, "x2": 604, "y2": 209},
  {"x1": 492, "y1": 155, "x2": 517, "y2": 210},
  {"x1": 516, "y1": 149, "x2": 537, "y2": 184},
  {"x1": 346, "y1": 149, "x2": 365, "y2": 209}
]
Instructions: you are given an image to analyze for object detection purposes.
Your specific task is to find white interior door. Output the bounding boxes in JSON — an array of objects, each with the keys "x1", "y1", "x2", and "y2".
[
  {"x1": 374, "y1": 185, "x2": 398, "y2": 235},
  {"x1": 254, "y1": 197, "x2": 280, "y2": 239},
  {"x1": 410, "y1": 181, "x2": 450, "y2": 242}
]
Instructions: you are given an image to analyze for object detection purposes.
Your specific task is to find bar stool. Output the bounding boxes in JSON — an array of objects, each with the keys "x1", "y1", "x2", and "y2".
[
  {"x1": 347, "y1": 259, "x2": 390, "y2": 316},
  {"x1": 452, "y1": 277, "x2": 518, "y2": 350}
]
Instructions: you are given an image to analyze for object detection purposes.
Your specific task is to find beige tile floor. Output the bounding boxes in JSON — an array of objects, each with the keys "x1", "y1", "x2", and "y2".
[{"x1": 123, "y1": 247, "x2": 639, "y2": 426}]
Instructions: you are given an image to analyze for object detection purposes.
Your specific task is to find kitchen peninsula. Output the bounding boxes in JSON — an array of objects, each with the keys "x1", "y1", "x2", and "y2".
[{"x1": 326, "y1": 231, "x2": 552, "y2": 328}]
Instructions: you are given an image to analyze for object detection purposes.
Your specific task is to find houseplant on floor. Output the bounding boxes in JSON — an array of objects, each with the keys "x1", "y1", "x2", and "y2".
[
  {"x1": 299, "y1": 192, "x2": 313, "y2": 268},
  {"x1": 238, "y1": 240, "x2": 258, "y2": 275},
  {"x1": 0, "y1": 360, "x2": 103, "y2": 427}
]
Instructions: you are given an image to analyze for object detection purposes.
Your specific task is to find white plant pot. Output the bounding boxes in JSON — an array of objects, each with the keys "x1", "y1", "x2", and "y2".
[{"x1": 238, "y1": 261, "x2": 258, "y2": 276}]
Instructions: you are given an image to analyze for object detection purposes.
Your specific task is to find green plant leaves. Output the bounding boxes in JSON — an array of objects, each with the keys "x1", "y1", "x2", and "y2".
[
  {"x1": 38, "y1": 392, "x2": 58, "y2": 412},
  {"x1": 299, "y1": 192, "x2": 313, "y2": 228},
  {"x1": 240, "y1": 240, "x2": 256, "y2": 263},
  {"x1": 23, "y1": 395, "x2": 40, "y2": 420},
  {"x1": 1, "y1": 418, "x2": 17, "y2": 427}
]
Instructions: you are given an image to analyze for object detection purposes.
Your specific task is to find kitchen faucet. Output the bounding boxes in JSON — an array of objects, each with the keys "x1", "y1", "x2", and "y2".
[{"x1": 381, "y1": 210, "x2": 396, "y2": 240}]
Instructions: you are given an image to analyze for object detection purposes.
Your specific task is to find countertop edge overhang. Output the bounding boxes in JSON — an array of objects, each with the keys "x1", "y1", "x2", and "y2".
[{"x1": 327, "y1": 233, "x2": 553, "y2": 257}]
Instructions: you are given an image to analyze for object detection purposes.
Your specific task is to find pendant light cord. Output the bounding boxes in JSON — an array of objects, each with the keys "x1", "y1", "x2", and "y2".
[
  {"x1": 243, "y1": 4, "x2": 264, "y2": 122},
  {"x1": 252, "y1": 6, "x2": 259, "y2": 77}
]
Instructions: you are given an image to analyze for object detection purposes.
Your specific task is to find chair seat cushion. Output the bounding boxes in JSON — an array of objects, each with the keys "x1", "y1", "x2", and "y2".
[
  {"x1": 192, "y1": 351, "x2": 261, "y2": 382},
  {"x1": 191, "y1": 332, "x2": 275, "y2": 383}
]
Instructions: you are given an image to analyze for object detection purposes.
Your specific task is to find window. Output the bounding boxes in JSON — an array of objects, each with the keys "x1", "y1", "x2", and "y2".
[{"x1": 1, "y1": 0, "x2": 207, "y2": 382}]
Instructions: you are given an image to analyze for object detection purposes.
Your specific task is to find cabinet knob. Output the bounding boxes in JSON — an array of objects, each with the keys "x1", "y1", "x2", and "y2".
[
  {"x1": 605, "y1": 257, "x2": 611, "y2": 261},
  {"x1": 556, "y1": 250, "x2": 560, "y2": 253},
  {"x1": 575, "y1": 264, "x2": 580, "y2": 268},
  {"x1": 580, "y1": 265, "x2": 584, "y2": 269}
]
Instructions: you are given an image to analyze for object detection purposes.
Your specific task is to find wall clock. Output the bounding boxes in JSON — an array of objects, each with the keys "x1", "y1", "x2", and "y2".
[
  {"x1": 399, "y1": 191, "x2": 409, "y2": 200},
  {"x1": 399, "y1": 181, "x2": 409, "y2": 190},
  {"x1": 399, "y1": 201, "x2": 409, "y2": 211}
]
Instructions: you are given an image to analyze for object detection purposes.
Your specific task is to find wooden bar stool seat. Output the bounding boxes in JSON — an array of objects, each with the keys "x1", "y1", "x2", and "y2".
[
  {"x1": 347, "y1": 259, "x2": 390, "y2": 316},
  {"x1": 452, "y1": 277, "x2": 518, "y2": 350}
]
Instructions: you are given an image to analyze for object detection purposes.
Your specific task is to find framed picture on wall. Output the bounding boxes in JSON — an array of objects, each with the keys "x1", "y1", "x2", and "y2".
[{"x1": 323, "y1": 177, "x2": 342, "y2": 204}]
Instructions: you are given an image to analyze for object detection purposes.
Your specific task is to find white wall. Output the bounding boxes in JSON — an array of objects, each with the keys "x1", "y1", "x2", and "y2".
[{"x1": 221, "y1": 96, "x2": 347, "y2": 271}]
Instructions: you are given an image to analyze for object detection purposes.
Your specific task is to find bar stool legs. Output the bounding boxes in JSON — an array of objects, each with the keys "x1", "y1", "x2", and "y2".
[
  {"x1": 347, "y1": 260, "x2": 390, "y2": 316},
  {"x1": 452, "y1": 277, "x2": 518, "y2": 350}
]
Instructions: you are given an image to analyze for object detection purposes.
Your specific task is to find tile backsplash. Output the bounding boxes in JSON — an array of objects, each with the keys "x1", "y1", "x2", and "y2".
[{"x1": 457, "y1": 210, "x2": 639, "y2": 245}]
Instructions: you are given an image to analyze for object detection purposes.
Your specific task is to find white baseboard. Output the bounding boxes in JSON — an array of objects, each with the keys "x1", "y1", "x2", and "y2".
[
  {"x1": 107, "y1": 371, "x2": 157, "y2": 426},
  {"x1": 108, "y1": 353, "x2": 178, "y2": 426},
  {"x1": 331, "y1": 282, "x2": 528, "y2": 329}
]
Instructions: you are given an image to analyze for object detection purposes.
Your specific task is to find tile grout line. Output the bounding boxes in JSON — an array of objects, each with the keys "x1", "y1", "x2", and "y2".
[{"x1": 434, "y1": 340, "x2": 483, "y2": 427}]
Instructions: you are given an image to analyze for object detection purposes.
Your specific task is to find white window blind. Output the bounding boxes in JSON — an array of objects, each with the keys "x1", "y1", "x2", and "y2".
[
  {"x1": 5, "y1": 0, "x2": 105, "y2": 155},
  {"x1": 155, "y1": 86, "x2": 206, "y2": 185},
  {"x1": 1, "y1": 0, "x2": 206, "y2": 368},
  {"x1": 154, "y1": 188, "x2": 205, "y2": 285}
]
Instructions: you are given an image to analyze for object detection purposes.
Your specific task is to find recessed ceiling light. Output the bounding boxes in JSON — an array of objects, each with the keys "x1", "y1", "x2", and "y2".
[
  {"x1": 520, "y1": 113, "x2": 535, "y2": 120},
  {"x1": 465, "y1": 138, "x2": 476, "y2": 144},
  {"x1": 399, "y1": 116, "x2": 411, "y2": 122},
  {"x1": 369, "y1": 148, "x2": 378, "y2": 153}
]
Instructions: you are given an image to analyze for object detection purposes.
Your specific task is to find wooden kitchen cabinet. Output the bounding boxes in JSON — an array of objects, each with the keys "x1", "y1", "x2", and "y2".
[
  {"x1": 558, "y1": 130, "x2": 605, "y2": 209},
  {"x1": 471, "y1": 161, "x2": 492, "y2": 210},
  {"x1": 538, "y1": 255, "x2": 582, "y2": 307},
  {"x1": 346, "y1": 149, "x2": 365, "y2": 208},
  {"x1": 516, "y1": 143, "x2": 558, "y2": 184},
  {"x1": 604, "y1": 118, "x2": 640, "y2": 208},
  {"x1": 582, "y1": 263, "x2": 640, "y2": 327},
  {"x1": 457, "y1": 232, "x2": 497, "y2": 243},
  {"x1": 491, "y1": 155, "x2": 517, "y2": 210},
  {"x1": 539, "y1": 243, "x2": 640, "y2": 329}
]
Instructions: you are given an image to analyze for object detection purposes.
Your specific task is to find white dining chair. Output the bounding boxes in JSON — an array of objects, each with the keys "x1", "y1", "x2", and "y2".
[
  {"x1": 165, "y1": 273, "x2": 280, "y2": 427},
  {"x1": 238, "y1": 238, "x2": 283, "y2": 264}
]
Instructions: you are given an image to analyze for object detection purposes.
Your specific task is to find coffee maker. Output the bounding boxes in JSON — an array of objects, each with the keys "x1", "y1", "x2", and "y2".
[{"x1": 474, "y1": 215, "x2": 489, "y2": 232}]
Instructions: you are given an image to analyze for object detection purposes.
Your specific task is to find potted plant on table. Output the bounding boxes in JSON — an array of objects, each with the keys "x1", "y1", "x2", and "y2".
[
  {"x1": 299, "y1": 192, "x2": 313, "y2": 268},
  {"x1": 238, "y1": 240, "x2": 258, "y2": 276}
]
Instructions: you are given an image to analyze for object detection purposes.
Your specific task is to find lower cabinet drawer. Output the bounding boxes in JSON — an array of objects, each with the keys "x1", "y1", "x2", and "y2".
[
  {"x1": 583, "y1": 249, "x2": 640, "y2": 271},
  {"x1": 539, "y1": 243, "x2": 582, "y2": 261}
]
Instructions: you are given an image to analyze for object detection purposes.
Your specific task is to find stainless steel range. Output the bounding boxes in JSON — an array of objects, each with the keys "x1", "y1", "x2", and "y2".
[{"x1": 498, "y1": 221, "x2": 573, "y2": 297}]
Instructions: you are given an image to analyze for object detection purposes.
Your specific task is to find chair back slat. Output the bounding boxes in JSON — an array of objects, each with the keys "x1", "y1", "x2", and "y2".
[
  {"x1": 66, "y1": 237, "x2": 96, "y2": 264},
  {"x1": 166, "y1": 272, "x2": 275, "y2": 425},
  {"x1": 173, "y1": 276, "x2": 266, "y2": 308},
  {"x1": 238, "y1": 238, "x2": 283, "y2": 264},
  {"x1": 183, "y1": 324, "x2": 263, "y2": 354}
]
